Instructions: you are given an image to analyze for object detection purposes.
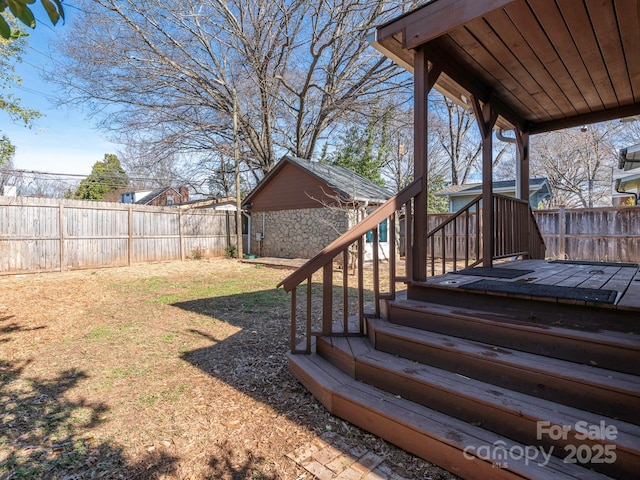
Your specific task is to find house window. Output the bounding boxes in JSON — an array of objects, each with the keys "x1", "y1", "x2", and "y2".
[
  {"x1": 167, "y1": 194, "x2": 174, "y2": 205},
  {"x1": 365, "y1": 219, "x2": 388, "y2": 243}
]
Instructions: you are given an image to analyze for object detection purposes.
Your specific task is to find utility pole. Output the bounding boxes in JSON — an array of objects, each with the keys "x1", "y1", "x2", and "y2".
[{"x1": 233, "y1": 88, "x2": 243, "y2": 259}]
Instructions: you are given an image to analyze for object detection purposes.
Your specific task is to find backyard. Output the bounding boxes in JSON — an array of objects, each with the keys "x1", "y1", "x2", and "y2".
[{"x1": 0, "y1": 258, "x2": 453, "y2": 479}]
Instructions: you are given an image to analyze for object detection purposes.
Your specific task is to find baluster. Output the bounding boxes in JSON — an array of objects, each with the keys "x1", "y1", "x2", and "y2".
[
  {"x1": 465, "y1": 209, "x2": 470, "y2": 267},
  {"x1": 290, "y1": 286, "x2": 297, "y2": 353},
  {"x1": 373, "y1": 226, "x2": 380, "y2": 317},
  {"x1": 453, "y1": 215, "x2": 457, "y2": 271},
  {"x1": 441, "y1": 229, "x2": 446, "y2": 274},
  {"x1": 306, "y1": 278, "x2": 312, "y2": 353},
  {"x1": 389, "y1": 213, "x2": 396, "y2": 298},
  {"x1": 430, "y1": 235, "x2": 435, "y2": 276},
  {"x1": 476, "y1": 200, "x2": 481, "y2": 264},
  {"x1": 343, "y1": 248, "x2": 349, "y2": 334},
  {"x1": 322, "y1": 263, "x2": 333, "y2": 335},
  {"x1": 357, "y1": 236, "x2": 364, "y2": 332},
  {"x1": 405, "y1": 201, "x2": 413, "y2": 281}
]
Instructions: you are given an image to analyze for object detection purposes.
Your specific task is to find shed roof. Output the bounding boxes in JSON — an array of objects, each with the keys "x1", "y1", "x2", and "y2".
[
  {"x1": 370, "y1": 0, "x2": 640, "y2": 134},
  {"x1": 242, "y1": 155, "x2": 393, "y2": 208}
]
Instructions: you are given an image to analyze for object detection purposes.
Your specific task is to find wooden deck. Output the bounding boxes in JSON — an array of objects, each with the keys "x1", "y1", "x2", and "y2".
[
  {"x1": 422, "y1": 259, "x2": 640, "y2": 311},
  {"x1": 288, "y1": 259, "x2": 640, "y2": 479}
]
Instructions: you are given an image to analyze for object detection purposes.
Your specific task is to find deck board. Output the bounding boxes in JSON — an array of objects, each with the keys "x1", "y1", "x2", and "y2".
[
  {"x1": 427, "y1": 259, "x2": 640, "y2": 310},
  {"x1": 617, "y1": 280, "x2": 640, "y2": 310}
]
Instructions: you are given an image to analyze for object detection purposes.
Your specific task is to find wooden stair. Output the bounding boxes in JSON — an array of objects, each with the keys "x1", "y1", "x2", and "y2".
[{"x1": 288, "y1": 287, "x2": 640, "y2": 479}]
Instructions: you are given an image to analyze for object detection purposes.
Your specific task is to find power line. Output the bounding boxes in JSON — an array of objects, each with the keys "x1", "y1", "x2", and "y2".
[{"x1": 1, "y1": 167, "x2": 215, "y2": 189}]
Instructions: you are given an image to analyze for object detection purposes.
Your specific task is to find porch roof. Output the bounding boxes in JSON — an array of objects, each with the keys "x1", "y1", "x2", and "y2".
[
  {"x1": 619, "y1": 143, "x2": 640, "y2": 171},
  {"x1": 370, "y1": 0, "x2": 640, "y2": 134}
]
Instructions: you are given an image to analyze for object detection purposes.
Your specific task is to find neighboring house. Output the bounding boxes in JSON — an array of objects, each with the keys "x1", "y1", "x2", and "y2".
[
  {"x1": 242, "y1": 155, "x2": 392, "y2": 259},
  {"x1": 120, "y1": 189, "x2": 153, "y2": 204},
  {"x1": 120, "y1": 186, "x2": 189, "y2": 206},
  {"x1": 435, "y1": 178, "x2": 552, "y2": 212},
  {"x1": 614, "y1": 144, "x2": 640, "y2": 206}
]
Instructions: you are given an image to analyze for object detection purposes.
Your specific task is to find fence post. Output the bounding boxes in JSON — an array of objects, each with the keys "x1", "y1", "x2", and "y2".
[
  {"x1": 128, "y1": 207, "x2": 134, "y2": 266},
  {"x1": 558, "y1": 205, "x2": 566, "y2": 260},
  {"x1": 179, "y1": 209, "x2": 185, "y2": 261},
  {"x1": 59, "y1": 203, "x2": 66, "y2": 272}
]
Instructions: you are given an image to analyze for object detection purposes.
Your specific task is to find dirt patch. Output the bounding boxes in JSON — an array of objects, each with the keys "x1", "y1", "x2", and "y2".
[{"x1": 1, "y1": 259, "x2": 457, "y2": 479}]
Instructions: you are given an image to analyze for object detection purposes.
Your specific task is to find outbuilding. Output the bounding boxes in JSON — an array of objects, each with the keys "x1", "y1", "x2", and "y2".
[{"x1": 242, "y1": 155, "x2": 392, "y2": 260}]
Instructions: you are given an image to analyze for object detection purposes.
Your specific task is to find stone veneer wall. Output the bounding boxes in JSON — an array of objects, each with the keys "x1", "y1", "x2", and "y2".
[{"x1": 252, "y1": 208, "x2": 356, "y2": 259}]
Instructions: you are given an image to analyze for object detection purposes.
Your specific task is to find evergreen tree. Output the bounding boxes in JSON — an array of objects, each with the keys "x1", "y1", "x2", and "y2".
[
  {"x1": 325, "y1": 115, "x2": 390, "y2": 187},
  {"x1": 427, "y1": 174, "x2": 449, "y2": 213},
  {"x1": 0, "y1": 134, "x2": 15, "y2": 166},
  {"x1": 74, "y1": 154, "x2": 129, "y2": 200}
]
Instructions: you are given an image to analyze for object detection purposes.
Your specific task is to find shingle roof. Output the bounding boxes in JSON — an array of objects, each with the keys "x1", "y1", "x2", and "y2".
[
  {"x1": 435, "y1": 178, "x2": 550, "y2": 197},
  {"x1": 135, "y1": 187, "x2": 174, "y2": 204},
  {"x1": 285, "y1": 155, "x2": 393, "y2": 204}
]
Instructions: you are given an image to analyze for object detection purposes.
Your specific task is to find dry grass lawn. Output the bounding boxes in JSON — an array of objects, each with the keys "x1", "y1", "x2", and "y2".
[{"x1": 0, "y1": 258, "x2": 455, "y2": 479}]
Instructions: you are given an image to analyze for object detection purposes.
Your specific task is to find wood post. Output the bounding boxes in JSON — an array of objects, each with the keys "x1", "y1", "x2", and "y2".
[
  {"x1": 59, "y1": 204, "x2": 66, "y2": 272},
  {"x1": 179, "y1": 209, "x2": 185, "y2": 261},
  {"x1": 413, "y1": 47, "x2": 429, "y2": 281},
  {"x1": 558, "y1": 205, "x2": 566, "y2": 259},
  {"x1": 516, "y1": 129, "x2": 530, "y2": 202},
  {"x1": 516, "y1": 128, "x2": 531, "y2": 256},
  {"x1": 412, "y1": 47, "x2": 441, "y2": 282},
  {"x1": 128, "y1": 207, "x2": 134, "y2": 266},
  {"x1": 472, "y1": 96, "x2": 498, "y2": 267}
]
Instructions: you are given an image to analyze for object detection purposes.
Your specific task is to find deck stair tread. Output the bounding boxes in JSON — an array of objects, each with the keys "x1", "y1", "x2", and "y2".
[
  {"x1": 386, "y1": 295, "x2": 639, "y2": 376},
  {"x1": 367, "y1": 317, "x2": 639, "y2": 426},
  {"x1": 388, "y1": 296, "x2": 640, "y2": 349},
  {"x1": 368, "y1": 318, "x2": 640, "y2": 396},
  {"x1": 318, "y1": 335, "x2": 640, "y2": 459},
  {"x1": 288, "y1": 352, "x2": 613, "y2": 480}
]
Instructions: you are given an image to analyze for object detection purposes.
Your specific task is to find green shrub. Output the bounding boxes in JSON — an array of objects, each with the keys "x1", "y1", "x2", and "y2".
[
  {"x1": 225, "y1": 244, "x2": 237, "y2": 258},
  {"x1": 189, "y1": 246, "x2": 205, "y2": 260}
]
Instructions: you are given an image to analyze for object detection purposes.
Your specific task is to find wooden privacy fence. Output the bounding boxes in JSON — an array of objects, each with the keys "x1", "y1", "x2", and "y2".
[
  {"x1": 534, "y1": 206, "x2": 640, "y2": 263},
  {"x1": 0, "y1": 196, "x2": 240, "y2": 275},
  {"x1": 405, "y1": 205, "x2": 640, "y2": 264}
]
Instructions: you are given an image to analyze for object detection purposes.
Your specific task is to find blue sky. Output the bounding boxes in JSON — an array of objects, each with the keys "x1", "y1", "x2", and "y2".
[{"x1": 3, "y1": 8, "x2": 122, "y2": 176}]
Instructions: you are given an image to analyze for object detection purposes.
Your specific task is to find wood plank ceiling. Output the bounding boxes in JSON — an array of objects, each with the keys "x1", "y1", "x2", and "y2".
[{"x1": 371, "y1": 0, "x2": 640, "y2": 134}]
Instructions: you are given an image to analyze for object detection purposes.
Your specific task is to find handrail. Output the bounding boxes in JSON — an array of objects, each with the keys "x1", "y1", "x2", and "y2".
[{"x1": 278, "y1": 178, "x2": 422, "y2": 292}]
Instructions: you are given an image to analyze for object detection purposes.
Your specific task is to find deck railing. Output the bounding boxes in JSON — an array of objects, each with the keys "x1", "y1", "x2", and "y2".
[
  {"x1": 278, "y1": 179, "x2": 422, "y2": 353},
  {"x1": 279, "y1": 183, "x2": 546, "y2": 354},
  {"x1": 494, "y1": 194, "x2": 546, "y2": 261},
  {"x1": 426, "y1": 195, "x2": 482, "y2": 276}
]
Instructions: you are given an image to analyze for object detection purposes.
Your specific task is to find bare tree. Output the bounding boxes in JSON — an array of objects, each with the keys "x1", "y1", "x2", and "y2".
[
  {"x1": 531, "y1": 122, "x2": 623, "y2": 208},
  {"x1": 618, "y1": 116, "x2": 640, "y2": 146},
  {"x1": 50, "y1": 0, "x2": 414, "y2": 182},
  {"x1": 430, "y1": 94, "x2": 482, "y2": 185},
  {"x1": 380, "y1": 104, "x2": 450, "y2": 197}
]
